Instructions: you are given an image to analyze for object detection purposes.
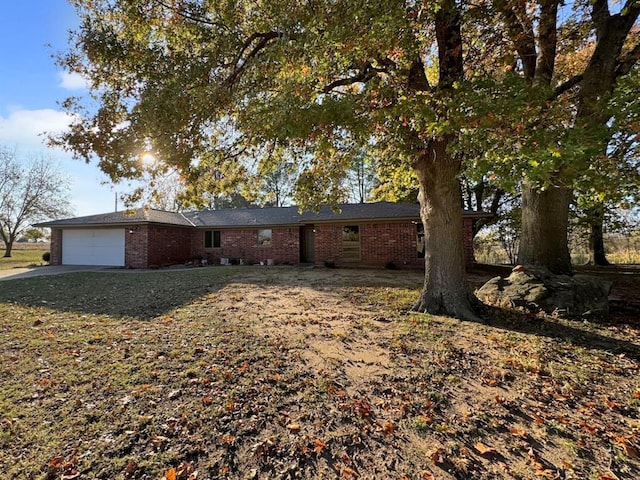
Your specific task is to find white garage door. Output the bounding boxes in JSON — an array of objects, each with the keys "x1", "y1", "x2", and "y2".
[{"x1": 62, "y1": 229, "x2": 125, "y2": 266}]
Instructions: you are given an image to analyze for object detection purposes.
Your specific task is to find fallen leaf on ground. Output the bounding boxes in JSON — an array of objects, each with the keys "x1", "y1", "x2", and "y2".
[
  {"x1": 48, "y1": 456, "x2": 64, "y2": 469},
  {"x1": 341, "y1": 466, "x2": 358, "y2": 478},
  {"x1": 382, "y1": 420, "x2": 394, "y2": 435},
  {"x1": 599, "y1": 472, "x2": 620, "y2": 480},
  {"x1": 287, "y1": 423, "x2": 301, "y2": 433},
  {"x1": 509, "y1": 427, "x2": 527, "y2": 437},
  {"x1": 314, "y1": 438, "x2": 326, "y2": 454},
  {"x1": 429, "y1": 448, "x2": 444, "y2": 463},
  {"x1": 534, "y1": 467, "x2": 556, "y2": 478},
  {"x1": 604, "y1": 398, "x2": 621, "y2": 409},
  {"x1": 475, "y1": 442, "x2": 498, "y2": 456},
  {"x1": 619, "y1": 441, "x2": 640, "y2": 459}
]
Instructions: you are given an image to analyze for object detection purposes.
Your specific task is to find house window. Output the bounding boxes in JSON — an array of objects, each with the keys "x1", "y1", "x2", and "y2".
[
  {"x1": 205, "y1": 230, "x2": 221, "y2": 248},
  {"x1": 417, "y1": 223, "x2": 425, "y2": 258},
  {"x1": 342, "y1": 225, "x2": 360, "y2": 261},
  {"x1": 258, "y1": 229, "x2": 272, "y2": 246}
]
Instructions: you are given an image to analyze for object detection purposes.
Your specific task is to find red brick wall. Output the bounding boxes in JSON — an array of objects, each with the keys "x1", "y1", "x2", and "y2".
[
  {"x1": 314, "y1": 219, "x2": 476, "y2": 269},
  {"x1": 194, "y1": 227, "x2": 300, "y2": 265},
  {"x1": 49, "y1": 228, "x2": 62, "y2": 265},
  {"x1": 125, "y1": 224, "x2": 192, "y2": 268},
  {"x1": 463, "y1": 217, "x2": 475, "y2": 266},
  {"x1": 125, "y1": 225, "x2": 148, "y2": 268},
  {"x1": 361, "y1": 223, "x2": 424, "y2": 267},
  {"x1": 314, "y1": 224, "x2": 342, "y2": 264},
  {"x1": 148, "y1": 225, "x2": 193, "y2": 267},
  {"x1": 314, "y1": 222, "x2": 424, "y2": 268}
]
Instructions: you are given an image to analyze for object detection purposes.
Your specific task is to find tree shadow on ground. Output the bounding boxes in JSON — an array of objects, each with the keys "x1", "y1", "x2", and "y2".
[
  {"x1": 0, "y1": 269, "x2": 234, "y2": 320},
  {"x1": 469, "y1": 264, "x2": 640, "y2": 360},
  {"x1": 1, "y1": 265, "x2": 638, "y2": 361},
  {"x1": 476, "y1": 299, "x2": 640, "y2": 360}
]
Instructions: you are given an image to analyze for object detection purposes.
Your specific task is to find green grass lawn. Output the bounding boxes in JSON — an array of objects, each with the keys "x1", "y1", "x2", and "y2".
[
  {"x1": 0, "y1": 248, "x2": 48, "y2": 270},
  {"x1": 0, "y1": 267, "x2": 638, "y2": 480}
]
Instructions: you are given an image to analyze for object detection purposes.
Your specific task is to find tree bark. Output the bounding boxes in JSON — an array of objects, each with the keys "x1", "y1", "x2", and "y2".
[
  {"x1": 519, "y1": 181, "x2": 572, "y2": 274},
  {"x1": 589, "y1": 204, "x2": 610, "y2": 266},
  {"x1": 412, "y1": 139, "x2": 480, "y2": 321},
  {"x1": 3, "y1": 241, "x2": 13, "y2": 257}
]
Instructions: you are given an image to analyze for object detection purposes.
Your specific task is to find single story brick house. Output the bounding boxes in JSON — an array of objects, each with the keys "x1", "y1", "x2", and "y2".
[{"x1": 36, "y1": 202, "x2": 486, "y2": 269}]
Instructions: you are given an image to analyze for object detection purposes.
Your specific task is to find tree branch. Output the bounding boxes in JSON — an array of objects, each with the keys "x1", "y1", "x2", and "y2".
[
  {"x1": 619, "y1": 42, "x2": 640, "y2": 75},
  {"x1": 321, "y1": 63, "x2": 385, "y2": 93},
  {"x1": 224, "y1": 31, "x2": 284, "y2": 88},
  {"x1": 435, "y1": 0, "x2": 464, "y2": 87},
  {"x1": 591, "y1": 0, "x2": 611, "y2": 40},
  {"x1": 536, "y1": 0, "x2": 560, "y2": 86},
  {"x1": 407, "y1": 58, "x2": 430, "y2": 92},
  {"x1": 154, "y1": 0, "x2": 231, "y2": 32},
  {"x1": 495, "y1": 0, "x2": 537, "y2": 81},
  {"x1": 551, "y1": 74, "x2": 584, "y2": 98}
]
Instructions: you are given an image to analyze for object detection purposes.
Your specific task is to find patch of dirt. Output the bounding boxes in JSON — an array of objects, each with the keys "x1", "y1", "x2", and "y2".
[
  {"x1": 0, "y1": 266, "x2": 638, "y2": 480},
  {"x1": 207, "y1": 282, "x2": 396, "y2": 394}
]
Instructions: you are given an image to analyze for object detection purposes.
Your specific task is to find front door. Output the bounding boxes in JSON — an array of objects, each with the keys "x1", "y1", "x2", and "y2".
[{"x1": 300, "y1": 225, "x2": 315, "y2": 263}]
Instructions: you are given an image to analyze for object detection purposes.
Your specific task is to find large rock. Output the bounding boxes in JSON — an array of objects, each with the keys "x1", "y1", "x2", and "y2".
[{"x1": 476, "y1": 265, "x2": 612, "y2": 318}]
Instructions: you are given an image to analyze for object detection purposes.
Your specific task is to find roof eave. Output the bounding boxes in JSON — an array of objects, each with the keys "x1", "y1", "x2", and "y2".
[{"x1": 35, "y1": 220, "x2": 193, "y2": 229}]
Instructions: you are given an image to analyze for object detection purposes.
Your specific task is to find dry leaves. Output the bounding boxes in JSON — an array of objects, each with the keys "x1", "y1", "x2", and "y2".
[
  {"x1": 474, "y1": 442, "x2": 498, "y2": 456},
  {"x1": 598, "y1": 472, "x2": 620, "y2": 480},
  {"x1": 287, "y1": 423, "x2": 301, "y2": 433},
  {"x1": 162, "y1": 463, "x2": 197, "y2": 480}
]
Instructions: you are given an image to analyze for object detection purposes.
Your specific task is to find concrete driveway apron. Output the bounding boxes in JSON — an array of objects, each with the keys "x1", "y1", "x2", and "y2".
[{"x1": 0, "y1": 265, "x2": 111, "y2": 281}]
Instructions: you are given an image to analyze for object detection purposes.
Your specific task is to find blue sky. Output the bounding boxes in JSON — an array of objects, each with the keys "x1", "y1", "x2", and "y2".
[{"x1": 0, "y1": 1, "x2": 120, "y2": 217}]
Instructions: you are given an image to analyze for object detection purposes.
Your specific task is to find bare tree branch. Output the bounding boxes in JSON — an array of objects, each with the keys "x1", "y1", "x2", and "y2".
[
  {"x1": 321, "y1": 63, "x2": 386, "y2": 93},
  {"x1": 224, "y1": 31, "x2": 286, "y2": 88},
  {"x1": 154, "y1": 0, "x2": 231, "y2": 32},
  {"x1": 551, "y1": 74, "x2": 584, "y2": 98}
]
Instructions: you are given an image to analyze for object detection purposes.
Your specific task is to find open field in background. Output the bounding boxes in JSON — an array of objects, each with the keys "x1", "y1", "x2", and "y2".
[
  {"x1": 0, "y1": 245, "x2": 49, "y2": 270},
  {"x1": 0, "y1": 266, "x2": 639, "y2": 479},
  {"x1": 571, "y1": 235, "x2": 640, "y2": 265},
  {"x1": 0, "y1": 242, "x2": 50, "y2": 251},
  {"x1": 474, "y1": 235, "x2": 640, "y2": 266}
]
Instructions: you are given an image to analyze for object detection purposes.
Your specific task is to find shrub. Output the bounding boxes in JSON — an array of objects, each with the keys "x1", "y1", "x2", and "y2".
[{"x1": 42, "y1": 252, "x2": 51, "y2": 263}]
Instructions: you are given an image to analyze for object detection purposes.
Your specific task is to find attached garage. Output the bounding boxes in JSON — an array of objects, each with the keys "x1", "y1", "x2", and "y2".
[{"x1": 62, "y1": 228, "x2": 125, "y2": 266}]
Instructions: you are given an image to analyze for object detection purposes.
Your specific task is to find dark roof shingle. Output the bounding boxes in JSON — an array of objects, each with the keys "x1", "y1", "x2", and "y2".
[
  {"x1": 35, "y1": 208, "x2": 194, "y2": 228},
  {"x1": 36, "y1": 202, "x2": 489, "y2": 229}
]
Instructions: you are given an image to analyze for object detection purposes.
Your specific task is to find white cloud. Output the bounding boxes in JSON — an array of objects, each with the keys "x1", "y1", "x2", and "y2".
[
  {"x1": 0, "y1": 108, "x2": 75, "y2": 151},
  {"x1": 58, "y1": 71, "x2": 90, "y2": 90},
  {"x1": 0, "y1": 107, "x2": 118, "y2": 216}
]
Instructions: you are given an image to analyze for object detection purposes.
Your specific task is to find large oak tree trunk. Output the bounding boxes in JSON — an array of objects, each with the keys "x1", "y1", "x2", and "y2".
[
  {"x1": 519, "y1": 181, "x2": 572, "y2": 274},
  {"x1": 412, "y1": 139, "x2": 479, "y2": 321},
  {"x1": 3, "y1": 241, "x2": 13, "y2": 258},
  {"x1": 589, "y1": 204, "x2": 610, "y2": 266}
]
